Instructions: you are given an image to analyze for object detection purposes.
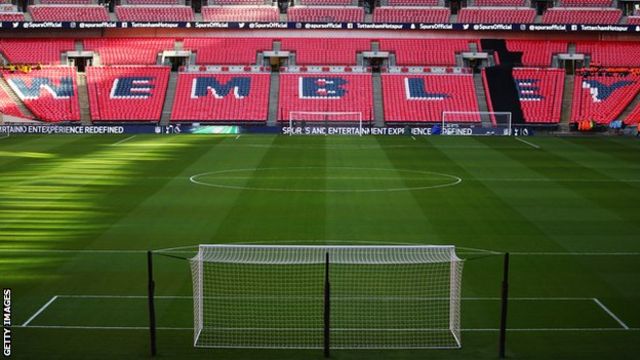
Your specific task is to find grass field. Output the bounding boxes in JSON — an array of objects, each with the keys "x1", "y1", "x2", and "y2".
[{"x1": 1, "y1": 134, "x2": 639, "y2": 359}]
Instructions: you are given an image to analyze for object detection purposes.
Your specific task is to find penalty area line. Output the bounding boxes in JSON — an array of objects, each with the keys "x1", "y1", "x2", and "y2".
[
  {"x1": 15, "y1": 325, "x2": 639, "y2": 332},
  {"x1": 22, "y1": 296, "x2": 58, "y2": 326},
  {"x1": 515, "y1": 136, "x2": 541, "y2": 149},
  {"x1": 593, "y1": 298, "x2": 630, "y2": 330},
  {"x1": 111, "y1": 135, "x2": 136, "y2": 146}
]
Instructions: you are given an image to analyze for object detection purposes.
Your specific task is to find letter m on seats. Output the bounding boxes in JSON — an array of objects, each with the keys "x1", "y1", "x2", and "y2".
[{"x1": 191, "y1": 77, "x2": 251, "y2": 99}]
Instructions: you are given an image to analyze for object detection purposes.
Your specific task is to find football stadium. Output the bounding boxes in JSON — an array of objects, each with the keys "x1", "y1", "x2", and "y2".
[{"x1": 1, "y1": 0, "x2": 640, "y2": 359}]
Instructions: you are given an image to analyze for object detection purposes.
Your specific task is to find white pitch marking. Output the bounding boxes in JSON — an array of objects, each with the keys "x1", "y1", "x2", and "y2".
[
  {"x1": 15, "y1": 325, "x2": 639, "y2": 332},
  {"x1": 111, "y1": 135, "x2": 136, "y2": 146},
  {"x1": 22, "y1": 296, "x2": 58, "y2": 326},
  {"x1": 1, "y1": 247, "x2": 640, "y2": 256},
  {"x1": 593, "y1": 298, "x2": 630, "y2": 330},
  {"x1": 515, "y1": 136, "x2": 541, "y2": 149}
]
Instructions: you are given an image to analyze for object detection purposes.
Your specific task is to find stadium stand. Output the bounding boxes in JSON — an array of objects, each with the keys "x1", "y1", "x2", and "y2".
[
  {"x1": 379, "y1": 39, "x2": 472, "y2": 66},
  {"x1": 209, "y1": 0, "x2": 265, "y2": 4},
  {"x1": 0, "y1": 39, "x2": 75, "y2": 65},
  {"x1": 456, "y1": 7, "x2": 535, "y2": 23},
  {"x1": 623, "y1": 101, "x2": 640, "y2": 125},
  {"x1": 201, "y1": 6, "x2": 280, "y2": 22},
  {"x1": 287, "y1": 6, "x2": 364, "y2": 22},
  {"x1": 570, "y1": 73, "x2": 640, "y2": 124},
  {"x1": 473, "y1": 0, "x2": 525, "y2": 5},
  {"x1": 278, "y1": 73, "x2": 373, "y2": 122},
  {"x1": 386, "y1": 0, "x2": 440, "y2": 5},
  {"x1": 3, "y1": 67, "x2": 80, "y2": 122},
  {"x1": 512, "y1": 68, "x2": 564, "y2": 123},
  {"x1": 126, "y1": 0, "x2": 181, "y2": 4},
  {"x1": 183, "y1": 38, "x2": 272, "y2": 65},
  {"x1": 171, "y1": 72, "x2": 270, "y2": 122},
  {"x1": 300, "y1": 0, "x2": 353, "y2": 4},
  {"x1": 83, "y1": 38, "x2": 174, "y2": 66},
  {"x1": 628, "y1": 16, "x2": 640, "y2": 24},
  {"x1": 86, "y1": 66, "x2": 170, "y2": 121},
  {"x1": 0, "y1": 12, "x2": 25, "y2": 21},
  {"x1": 503, "y1": 40, "x2": 568, "y2": 67},
  {"x1": 28, "y1": 5, "x2": 110, "y2": 21},
  {"x1": 372, "y1": 6, "x2": 450, "y2": 23},
  {"x1": 575, "y1": 41, "x2": 640, "y2": 67},
  {"x1": 115, "y1": 5, "x2": 195, "y2": 21},
  {"x1": 382, "y1": 74, "x2": 480, "y2": 123},
  {"x1": 40, "y1": 0, "x2": 94, "y2": 3},
  {"x1": 541, "y1": 7, "x2": 621, "y2": 24},
  {"x1": 280, "y1": 38, "x2": 371, "y2": 65},
  {"x1": 558, "y1": 0, "x2": 612, "y2": 7},
  {"x1": 0, "y1": 85, "x2": 32, "y2": 119}
]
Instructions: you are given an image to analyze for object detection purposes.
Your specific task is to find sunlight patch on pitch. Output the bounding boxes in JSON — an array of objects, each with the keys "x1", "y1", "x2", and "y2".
[{"x1": 190, "y1": 167, "x2": 462, "y2": 193}]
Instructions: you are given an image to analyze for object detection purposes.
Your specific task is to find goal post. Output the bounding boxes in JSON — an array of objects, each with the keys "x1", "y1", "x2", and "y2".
[
  {"x1": 189, "y1": 245, "x2": 464, "y2": 352},
  {"x1": 441, "y1": 111, "x2": 512, "y2": 136},
  {"x1": 288, "y1": 111, "x2": 364, "y2": 136}
]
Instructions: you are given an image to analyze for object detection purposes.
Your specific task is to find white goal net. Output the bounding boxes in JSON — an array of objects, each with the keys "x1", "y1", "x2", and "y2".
[
  {"x1": 190, "y1": 245, "x2": 464, "y2": 350},
  {"x1": 442, "y1": 111, "x2": 512, "y2": 136}
]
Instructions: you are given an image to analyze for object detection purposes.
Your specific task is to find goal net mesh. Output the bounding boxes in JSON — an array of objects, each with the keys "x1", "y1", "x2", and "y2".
[{"x1": 190, "y1": 245, "x2": 463, "y2": 350}]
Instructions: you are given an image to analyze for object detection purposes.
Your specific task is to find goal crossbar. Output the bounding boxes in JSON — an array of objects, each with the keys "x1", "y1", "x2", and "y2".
[{"x1": 190, "y1": 245, "x2": 464, "y2": 351}]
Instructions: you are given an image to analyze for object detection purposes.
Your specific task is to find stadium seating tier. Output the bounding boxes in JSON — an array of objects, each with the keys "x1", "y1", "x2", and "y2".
[
  {"x1": 86, "y1": 66, "x2": 170, "y2": 121},
  {"x1": 171, "y1": 73, "x2": 270, "y2": 122}
]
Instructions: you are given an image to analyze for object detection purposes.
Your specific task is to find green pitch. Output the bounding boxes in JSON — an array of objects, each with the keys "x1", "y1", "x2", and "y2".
[{"x1": 1, "y1": 134, "x2": 639, "y2": 359}]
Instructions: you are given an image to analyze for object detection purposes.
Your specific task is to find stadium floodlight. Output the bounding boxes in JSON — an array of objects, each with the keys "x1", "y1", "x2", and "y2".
[
  {"x1": 441, "y1": 111, "x2": 512, "y2": 136},
  {"x1": 189, "y1": 245, "x2": 464, "y2": 354},
  {"x1": 288, "y1": 111, "x2": 364, "y2": 136}
]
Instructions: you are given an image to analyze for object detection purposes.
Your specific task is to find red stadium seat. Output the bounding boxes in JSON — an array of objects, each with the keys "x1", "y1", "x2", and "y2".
[
  {"x1": 0, "y1": 39, "x2": 75, "y2": 65},
  {"x1": 372, "y1": 6, "x2": 450, "y2": 23},
  {"x1": 379, "y1": 39, "x2": 472, "y2": 66},
  {"x1": 387, "y1": 0, "x2": 440, "y2": 5},
  {"x1": 542, "y1": 7, "x2": 621, "y2": 24},
  {"x1": 287, "y1": 6, "x2": 364, "y2": 22},
  {"x1": 558, "y1": 0, "x2": 612, "y2": 7},
  {"x1": 40, "y1": 0, "x2": 95, "y2": 3},
  {"x1": 571, "y1": 74, "x2": 640, "y2": 124},
  {"x1": 0, "y1": 12, "x2": 25, "y2": 21},
  {"x1": 86, "y1": 66, "x2": 170, "y2": 121},
  {"x1": 512, "y1": 68, "x2": 564, "y2": 124},
  {"x1": 278, "y1": 73, "x2": 373, "y2": 122},
  {"x1": 456, "y1": 7, "x2": 535, "y2": 23},
  {"x1": 504, "y1": 40, "x2": 568, "y2": 67},
  {"x1": 280, "y1": 38, "x2": 371, "y2": 65},
  {"x1": 28, "y1": 5, "x2": 110, "y2": 21},
  {"x1": 201, "y1": 6, "x2": 279, "y2": 22},
  {"x1": 208, "y1": 0, "x2": 264, "y2": 4},
  {"x1": 0, "y1": 85, "x2": 32, "y2": 119},
  {"x1": 382, "y1": 73, "x2": 480, "y2": 123},
  {"x1": 115, "y1": 5, "x2": 195, "y2": 21},
  {"x1": 300, "y1": 0, "x2": 353, "y2": 5},
  {"x1": 575, "y1": 41, "x2": 640, "y2": 67},
  {"x1": 183, "y1": 38, "x2": 273, "y2": 65},
  {"x1": 473, "y1": 0, "x2": 525, "y2": 6},
  {"x1": 3, "y1": 67, "x2": 80, "y2": 122},
  {"x1": 171, "y1": 72, "x2": 270, "y2": 122},
  {"x1": 84, "y1": 38, "x2": 174, "y2": 66},
  {"x1": 126, "y1": 0, "x2": 181, "y2": 4}
]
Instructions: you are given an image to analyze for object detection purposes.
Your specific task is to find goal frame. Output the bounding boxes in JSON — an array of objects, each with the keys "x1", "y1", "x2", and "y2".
[
  {"x1": 441, "y1": 111, "x2": 512, "y2": 136},
  {"x1": 189, "y1": 244, "x2": 464, "y2": 351},
  {"x1": 288, "y1": 111, "x2": 364, "y2": 136}
]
